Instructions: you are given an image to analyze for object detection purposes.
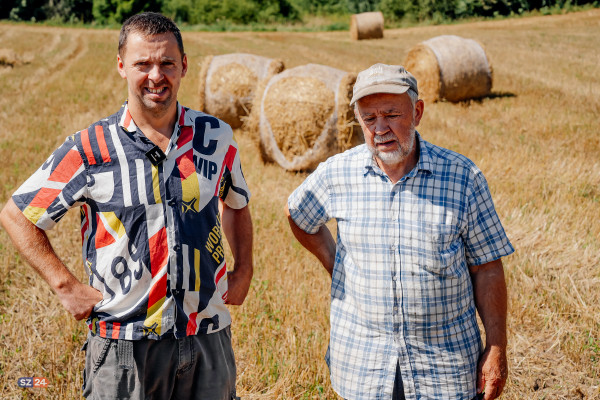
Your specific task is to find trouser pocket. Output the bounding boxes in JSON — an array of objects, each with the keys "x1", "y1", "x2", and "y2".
[{"x1": 82, "y1": 335, "x2": 113, "y2": 398}]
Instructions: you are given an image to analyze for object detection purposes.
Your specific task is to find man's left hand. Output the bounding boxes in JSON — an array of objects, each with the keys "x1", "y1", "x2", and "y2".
[
  {"x1": 476, "y1": 344, "x2": 508, "y2": 400},
  {"x1": 225, "y1": 267, "x2": 252, "y2": 305}
]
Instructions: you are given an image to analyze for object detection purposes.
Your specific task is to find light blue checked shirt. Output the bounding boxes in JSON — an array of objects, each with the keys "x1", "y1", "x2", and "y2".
[{"x1": 288, "y1": 133, "x2": 514, "y2": 400}]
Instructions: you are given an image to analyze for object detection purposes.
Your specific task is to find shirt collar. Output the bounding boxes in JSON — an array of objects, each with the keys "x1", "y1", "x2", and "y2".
[
  {"x1": 118, "y1": 101, "x2": 193, "y2": 133},
  {"x1": 363, "y1": 131, "x2": 434, "y2": 179}
]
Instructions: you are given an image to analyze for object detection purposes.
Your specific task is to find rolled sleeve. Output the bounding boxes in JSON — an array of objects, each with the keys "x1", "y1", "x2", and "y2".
[
  {"x1": 12, "y1": 138, "x2": 87, "y2": 230},
  {"x1": 219, "y1": 140, "x2": 251, "y2": 210},
  {"x1": 287, "y1": 163, "x2": 331, "y2": 234},
  {"x1": 463, "y1": 172, "x2": 514, "y2": 266}
]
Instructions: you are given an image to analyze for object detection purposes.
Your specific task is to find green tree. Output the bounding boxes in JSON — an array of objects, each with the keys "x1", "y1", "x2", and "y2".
[{"x1": 92, "y1": 0, "x2": 162, "y2": 24}]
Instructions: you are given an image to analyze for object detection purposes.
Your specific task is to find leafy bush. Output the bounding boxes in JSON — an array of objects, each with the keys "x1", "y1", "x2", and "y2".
[{"x1": 1, "y1": 0, "x2": 598, "y2": 25}]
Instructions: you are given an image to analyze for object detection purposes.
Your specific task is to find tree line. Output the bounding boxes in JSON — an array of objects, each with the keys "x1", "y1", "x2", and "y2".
[{"x1": 2, "y1": 0, "x2": 597, "y2": 26}]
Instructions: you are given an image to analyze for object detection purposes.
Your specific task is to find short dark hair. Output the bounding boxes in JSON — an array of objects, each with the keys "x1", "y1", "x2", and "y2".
[{"x1": 119, "y1": 12, "x2": 184, "y2": 59}]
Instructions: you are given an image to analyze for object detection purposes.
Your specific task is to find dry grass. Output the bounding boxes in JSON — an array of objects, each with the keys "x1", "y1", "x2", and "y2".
[{"x1": 1, "y1": 9, "x2": 599, "y2": 399}]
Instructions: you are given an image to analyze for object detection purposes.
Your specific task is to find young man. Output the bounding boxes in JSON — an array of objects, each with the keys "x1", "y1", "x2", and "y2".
[
  {"x1": 286, "y1": 64, "x2": 513, "y2": 400},
  {"x1": 0, "y1": 12, "x2": 252, "y2": 400}
]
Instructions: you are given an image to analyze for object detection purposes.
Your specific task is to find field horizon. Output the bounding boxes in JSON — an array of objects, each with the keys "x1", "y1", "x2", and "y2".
[{"x1": 1, "y1": 9, "x2": 599, "y2": 399}]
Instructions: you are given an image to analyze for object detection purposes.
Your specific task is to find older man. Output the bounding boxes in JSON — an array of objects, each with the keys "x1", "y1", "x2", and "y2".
[
  {"x1": 0, "y1": 12, "x2": 251, "y2": 400},
  {"x1": 286, "y1": 64, "x2": 514, "y2": 400}
]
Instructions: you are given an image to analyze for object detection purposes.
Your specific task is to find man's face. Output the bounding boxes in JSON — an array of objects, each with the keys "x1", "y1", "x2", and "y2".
[
  {"x1": 355, "y1": 92, "x2": 424, "y2": 166},
  {"x1": 117, "y1": 31, "x2": 187, "y2": 119}
]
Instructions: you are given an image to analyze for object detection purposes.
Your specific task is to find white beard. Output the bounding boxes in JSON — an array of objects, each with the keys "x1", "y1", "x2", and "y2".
[{"x1": 367, "y1": 125, "x2": 416, "y2": 165}]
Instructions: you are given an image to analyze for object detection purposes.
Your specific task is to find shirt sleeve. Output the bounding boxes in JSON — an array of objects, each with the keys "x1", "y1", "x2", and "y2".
[
  {"x1": 463, "y1": 171, "x2": 515, "y2": 266},
  {"x1": 12, "y1": 137, "x2": 88, "y2": 230},
  {"x1": 218, "y1": 138, "x2": 251, "y2": 209},
  {"x1": 287, "y1": 161, "x2": 331, "y2": 234}
]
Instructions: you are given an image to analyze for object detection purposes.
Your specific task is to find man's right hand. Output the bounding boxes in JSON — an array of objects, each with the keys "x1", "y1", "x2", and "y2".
[{"x1": 56, "y1": 281, "x2": 103, "y2": 320}]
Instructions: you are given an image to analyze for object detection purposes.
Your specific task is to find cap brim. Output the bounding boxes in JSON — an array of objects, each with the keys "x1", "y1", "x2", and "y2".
[{"x1": 350, "y1": 84, "x2": 411, "y2": 106}]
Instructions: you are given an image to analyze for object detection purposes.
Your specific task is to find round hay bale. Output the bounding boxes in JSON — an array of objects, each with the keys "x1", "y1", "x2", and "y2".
[
  {"x1": 257, "y1": 64, "x2": 362, "y2": 171},
  {"x1": 350, "y1": 11, "x2": 384, "y2": 40},
  {"x1": 198, "y1": 53, "x2": 284, "y2": 129},
  {"x1": 0, "y1": 48, "x2": 20, "y2": 67},
  {"x1": 404, "y1": 35, "x2": 493, "y2": 103}
]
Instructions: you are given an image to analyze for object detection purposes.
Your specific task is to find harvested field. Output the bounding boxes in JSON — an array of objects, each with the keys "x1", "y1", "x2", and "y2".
[{"x1": 1, "y1": 9, "x2": 599, "y2": 399}]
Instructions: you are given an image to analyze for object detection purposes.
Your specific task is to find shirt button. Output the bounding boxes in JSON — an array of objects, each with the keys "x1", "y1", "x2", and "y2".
[
  {"x1": 168, "y1": 199, "x2": 176, "y2": 207},
  {"x1": 173, "y1": 245, "x2": 181, "y2": 252}
]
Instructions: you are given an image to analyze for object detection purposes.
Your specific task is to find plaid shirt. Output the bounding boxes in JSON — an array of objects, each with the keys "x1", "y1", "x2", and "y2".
[
  {"x1": 13, "y1": 102, "x2": 250, "y2": 340},
  {"x1": 288, "y1": 134, "x2": 514, "y2": 400}
]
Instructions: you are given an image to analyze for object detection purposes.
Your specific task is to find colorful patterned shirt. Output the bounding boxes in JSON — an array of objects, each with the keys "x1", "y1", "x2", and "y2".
[
  {"x1": 13, "y1": 102, "x2": 250, "y2": 340},
  {"x1": 287, "y1": 134, "x2": 514, "y2": 400}
]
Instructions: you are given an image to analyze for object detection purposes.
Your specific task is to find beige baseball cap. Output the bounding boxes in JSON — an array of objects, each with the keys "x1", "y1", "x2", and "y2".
[{"x1": 350, "y1": 63, "x2": 418, "y2": 106}]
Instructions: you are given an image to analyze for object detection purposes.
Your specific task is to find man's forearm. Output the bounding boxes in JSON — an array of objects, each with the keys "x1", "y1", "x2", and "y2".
[
  {"x1": 471, "y1": 259, "x2": 508, "y2": 347},
  {"x1": 1, "y1": 199, "x2": 77, "y2": 291},
  {"x1": 221, "y1": 203, "x2": 253, "y2": 305},
  {"x1": 470, "y1": 258, "x2": 508, "y2": 399},
  {"x1": 0, "y1": 199, "x2": 102, "y2": 319},
  {"x1": 285, "y1": 206, "x2": 336, "y2": 277}
]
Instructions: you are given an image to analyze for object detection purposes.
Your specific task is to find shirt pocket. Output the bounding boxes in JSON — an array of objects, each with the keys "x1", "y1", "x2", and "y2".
[{"x1": 409, "y1": 222, "x2": 462, "y2": 276}]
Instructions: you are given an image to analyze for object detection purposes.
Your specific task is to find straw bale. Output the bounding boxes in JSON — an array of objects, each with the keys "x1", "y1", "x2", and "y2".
[
  {"x1": 350, "y1": 12, "x2": 384, "y2": 40},
  {"x1": 336, "y1": 73, "x2": 362, "y2": 152},
  {"x1": 0, "y1": 48, "x2": 20, "y2": 67},
  {"x1": 198, "y1": 53, "x2": 284, "y2": 129},
  {"x1": 404, "y1": 35, "x2": 493, "y2": 103},
  {"x1": 258, "y1": 64, "x2": 361, "y2": 171}
]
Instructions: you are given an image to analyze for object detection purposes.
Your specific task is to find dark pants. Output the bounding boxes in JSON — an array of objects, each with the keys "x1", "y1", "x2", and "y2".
[{"x1": 392, "y1": 362, "x2": 405, "y2": 400}]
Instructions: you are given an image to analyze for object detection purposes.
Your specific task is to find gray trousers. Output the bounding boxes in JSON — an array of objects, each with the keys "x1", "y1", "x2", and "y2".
[{"x1": 82, "y1": 327, "x2": 237, "y2": 400}]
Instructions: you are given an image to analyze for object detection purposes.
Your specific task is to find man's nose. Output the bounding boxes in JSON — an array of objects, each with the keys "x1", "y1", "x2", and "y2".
[
  {"x1": 374, "y1": 117, "x2": 390, "y2": 135},
  {"x1": 148, "y1": 64, "x2": 163, "y2": 81}
]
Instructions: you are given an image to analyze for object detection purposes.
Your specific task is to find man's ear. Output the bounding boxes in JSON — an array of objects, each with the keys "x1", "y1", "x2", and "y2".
[
  {"x1": 117, "y1": 54, "x2": 127, "y2": 79},
  {"x1": 181, "y1": 53, "x2": 188, "y2": 78},
  {"x1": 413, "y1": 99, "x2": 425, "y2": 127}
]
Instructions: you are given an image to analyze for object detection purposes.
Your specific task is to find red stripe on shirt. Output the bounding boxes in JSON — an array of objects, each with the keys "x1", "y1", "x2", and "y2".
[
  {"x1": 123, "y1": 109, "x2": 132, "y2": 128},
  {"x1": 215, "y1": 263, "x2": 227, "y2": 285},
  {"x1": 147, "y1": 273, "x2": 167, "y2": 310},
  {"x1": 99, "y1": 320, "x2": 107, "y2": 337},
  {"x1": 81, "y1": 205, "x2": 90, "y2": 243},
  {"x1": 80, "y1": 129, "x2": 97, "y2": 165},
  {"x1": 48, "y1": 149, "x2": 83, "y2": 183},
  {"x1": 178, "y1": 126, "x2": 193, "y2": 147},
  {"x1": 95, "y1": 125, "x2": 112, "y2": 163},
  {"x1": 29, "y1": 187, "x2": 62, "y2": 209},
  {"x1": 186, "y1": 312, "x2": 198, "y2": 336},
  {"x1": 148, "y1": 227, "x2": 168, "y2": 278},
  {"x1": 176, "y1": 127, "x2": 195, "y2": 179},
  {"x1": 214, "y1": 145, "x2": 237, "y2": 196},
  {"x1": 179, "y1": 107, "x2": 186, "y2": 126},
  {"x1": 95, "y1": 214, "x2": 116, "y2": 249},
  {"x1": 176, "y1": 150, "x2": 195, "y2": 179},
  {"x1": 111, "y1": 322, "x2": 121, "y2": 339}
]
